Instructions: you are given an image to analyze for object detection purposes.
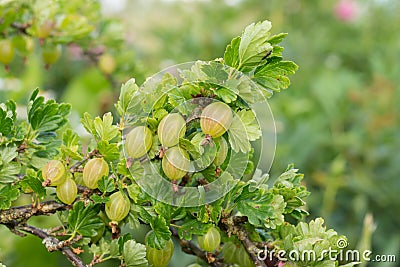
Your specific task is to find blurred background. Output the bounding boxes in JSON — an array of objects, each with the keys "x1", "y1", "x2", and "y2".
[{"x1": 0, "y1": 0, "x2": 399, "y2": 266}]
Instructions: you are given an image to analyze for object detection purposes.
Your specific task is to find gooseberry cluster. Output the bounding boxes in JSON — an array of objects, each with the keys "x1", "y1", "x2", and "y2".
[
  {"x1": 125, "y1": 100, "x2": 233, "y2": 182},
  {"x1": 41, "y1": 157, "x2": 129, "y2": 224},
  {"x1": 41, "y1": 160, "x2": 77, "y2": 205}
]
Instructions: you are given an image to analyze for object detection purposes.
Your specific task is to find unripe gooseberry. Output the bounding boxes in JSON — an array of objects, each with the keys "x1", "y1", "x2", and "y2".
[
  {"x1": 158, "y1": 113, "x2": 186, "y2": 147},
  {"x1": 98, "y1": 54, "x2": 116, "y2": 74},
  {"x1": 200, "y1": 102, "x2": 233, "y2": 138},
  {"x1": 41, "y1": 44, "x2": 61, "y2": 66},
  {"x1": 162, "y1": 146, "x2": 190, "y2": 181},
  {"x1": 197, "y1": 226, "x2": 221, "y2": 252},
  {"x1": 12, "y1": 35, "x2": 34, "y2": 57},
  {"x1": 187, "y1": 264, "x2": 202, "y2": 267},
  {"x1": 56, "y1": 177, "x2": 77, "y2": 205},
  {"x1": 213, "y1": 137, "x2": 228, "y2": 166},
  {"x1": 83, "y1": 158, "x2": 109, "y2": 189},
  {"x1": 125, "y1": 126, "x2": 153, "y2": 159},
  {"x1": 0, "y1": 39, "x2": 15, "y2": 65},
  {"x1": 146, "y1": 231, "x2": 174, "y2": 267},
  {"x1": 105, "y1": 191, "x2": 130, "y2": 223},
  {"x1": 42, "y1": 160, "x2": 67, "y2": 186},
  {"x1": 35, "y1": 20, "x2": 54, "y2": 39}
]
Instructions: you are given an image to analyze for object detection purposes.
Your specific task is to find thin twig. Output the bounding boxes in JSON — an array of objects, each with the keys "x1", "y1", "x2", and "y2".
[{"x1": 18, "y1": 224, "x2": 86, "y2": 267}]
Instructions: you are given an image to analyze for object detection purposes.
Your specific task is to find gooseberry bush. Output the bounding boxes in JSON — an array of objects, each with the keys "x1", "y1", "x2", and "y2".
[{"x1": 0, "y1": 9, "x2": 358, "y2": 267}]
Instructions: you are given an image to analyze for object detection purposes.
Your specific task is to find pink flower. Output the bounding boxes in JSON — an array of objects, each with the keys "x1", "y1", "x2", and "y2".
[{"x1": 334, "y1": 0, "x2": 358, "y2": 22}]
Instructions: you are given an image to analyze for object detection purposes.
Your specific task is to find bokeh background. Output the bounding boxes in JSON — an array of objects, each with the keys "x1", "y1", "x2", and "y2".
[{"x1": 0, "y1": 0, "x2": 399, "y2": 266}]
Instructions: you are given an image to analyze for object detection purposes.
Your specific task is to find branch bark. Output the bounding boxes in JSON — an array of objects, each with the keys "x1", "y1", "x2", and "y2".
[
  {"x1": 0, "y1": 201, "x2": 68, "y2": 225},
  {"x1": 18, "y1": 224, "x2": 86, "y2": 267}
]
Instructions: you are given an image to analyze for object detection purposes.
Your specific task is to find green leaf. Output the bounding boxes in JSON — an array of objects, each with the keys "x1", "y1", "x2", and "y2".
[
  {"x1": 68, "y1": 201, "x2": 104, "y2": 237},
  {"x1": 81, "y1": 112, "x2": 96, "y2": 137},
  {"x1": 19, "y1": 169, "x2": 46, "y2": 198},
  {"x1": 61, "y1": 129, "x2": 82, "y2": 160},
  {"x1": 178, "y1": 219, "x2": 210, "y2": 240},
  {"x1": 201, "y1": 63, "x2": 229, "y2": 82},
  {"x1": 228, "y1": 109, "x2": 261, "y2": 153},
  {"x1": 97, "y1": 176, "x2": 115, "y2": 193},
  {"x1": 224, "y1": 36, "x2": 240, "y2": 69},
  {"x1": 89, "y1": 238, "x2": 110, "y2": 257},
  {"x1": 147, "y1": 216, "x2": 171, "y2": 249},
  {"x1": 97, "y1": 141, "x2": 120, "y2": 161},
  {"x1": 238, "y1": 20, "x2": 273, "y2": 71},
  {"x1": 267, "y1": 32, "x2": 288, "y2": 45},
  {"x1": 235, "y1": 186, "x2": 270, "y2": 223},
  {"x1": 93, "y1": 113, "x2": 120, "y2": 142},
  {"x1": 180, "y1": 137, "x2": 201, "y2": 159},
  {"x1": 0, "y1": 105, "x2": 13, "y2": 136},
  {"x1": 122, "y1": 240, "x2": 148, "y2": 267},
  {"x1": 0, "y1": 160, "x2": 20, "y2": 183},
  {"x1": 253, "y1": 60, "x2": 298, "y2": 92},
  {"x1": 0, "y1": 184, "x2": 20, "y2": 210},
  {"x1": 27, "y1": 89, "x2": 71, "y2": 133},
  {"x1": 90, "y1": 195, "x2": 110, "y2": 204},
  {"x1": 115, "y1": 78, "x2": 140, "y2": 116}
]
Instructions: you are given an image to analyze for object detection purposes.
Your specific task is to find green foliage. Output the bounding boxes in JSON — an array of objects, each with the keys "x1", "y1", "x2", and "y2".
[
  {"x1": 0, "y1": 6, "x2": 359, "y2": 266},
  {"x1": 68, "y1": 201, "x2": 104, "y2": 237}
]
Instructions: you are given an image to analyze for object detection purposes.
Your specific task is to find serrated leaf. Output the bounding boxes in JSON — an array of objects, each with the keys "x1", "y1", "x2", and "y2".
[
  {"x1": 224, "y1": 36, "x2": 240, "y2": 69},
  {"x1": 122, "y1": 240, "x2": 148, "y2": 267},
  {"x1": 81, "y1": 112, "x2": 96, "y2": 137},
  {"x1": 90, "y1": 195, "x2": 110, "y2": 204},
  {"x1": 253, "y1": 60, "x2": 298, "y2": 92},
  {"x1": 228, "y1": 109, "x2": 261, "y2": 153},
  {"x1": 0, "y1": 184, "x2": 20, "y2": 210},
  {"x1": 180, "y1": 138, "x2": 201, "y2": 159},
  {"x1": 97, "y1": 140, "x2": 120, "y2": 161},
  {"x1": 93, "y1": 113, "x2": 120, "y2": 142},
  {"x1": 97, "y1": 176, "x2": 115, "y2": 193},
  {"x1": 0, "y1": 106, "x2": 13, "y2": 136},
  {"x1": 0, "y1": 162, "x2": 20, "y2": 183},
  {"x1": 238, "y1": 20, "x2": 273, "y2": 71},
  {"x1": 116, "y1": 79, "x2": 140, "y2": 116},
  {"x1": 19, "y1": 174, "x2": 46, "y2": 198},
  {"x1": 147, "y1": 216, "x2": 171, "y2": 249},
  {"x1": 178, "y1": 220, "x2": 210, "y2": 240},
  {"x1": 267, "y1": 32, "x2": 288, "y2": 45},
  {"x1": 27, "y1": 89, "x2": 71, "y2": 133},
  {"x1": 68, "y1": 201, "x2": 104, "y2": 237}
]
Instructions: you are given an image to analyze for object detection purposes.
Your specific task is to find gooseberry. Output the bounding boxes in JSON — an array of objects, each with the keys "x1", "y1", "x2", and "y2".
[
  {"x1": 105, "y1": 191, "x2": 130, "y2": 223},
  {"x1": 82, "y1": 158, "x2": 109, "y2": 189},
  {"x1": 42, "y1": 160, "x2": 67, "y2": 186},
  {"x1": 200, "y1": 102, "x2": 233, "y2": 138},
  {"x1": 162, "y1": 146, "x2": 190, "y2": 180},
  {"x1": 158, "y1": 113, "x2": 186, "y2": 147},
  {"x1": 0, "y1": 39, "x2": 15, "y2": 66},
  {"x1": 41, "y1": 44, "x2": 61, "y2": 67},
  {"x1": 98, "y1": 54, "x2": 116, "y2": 74},
  {"x1": 146, "y1": 232, "x2": 174, "y2": 267},
  {"x1": 125, "y1": 126, "x2": 153, "y2": 159},
  {"x1": 56, "y1": 177, "x2": 77, "y2": 205},
  {"x1": 197, "y1": 226, "x2": 221, "y2": 252}
]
